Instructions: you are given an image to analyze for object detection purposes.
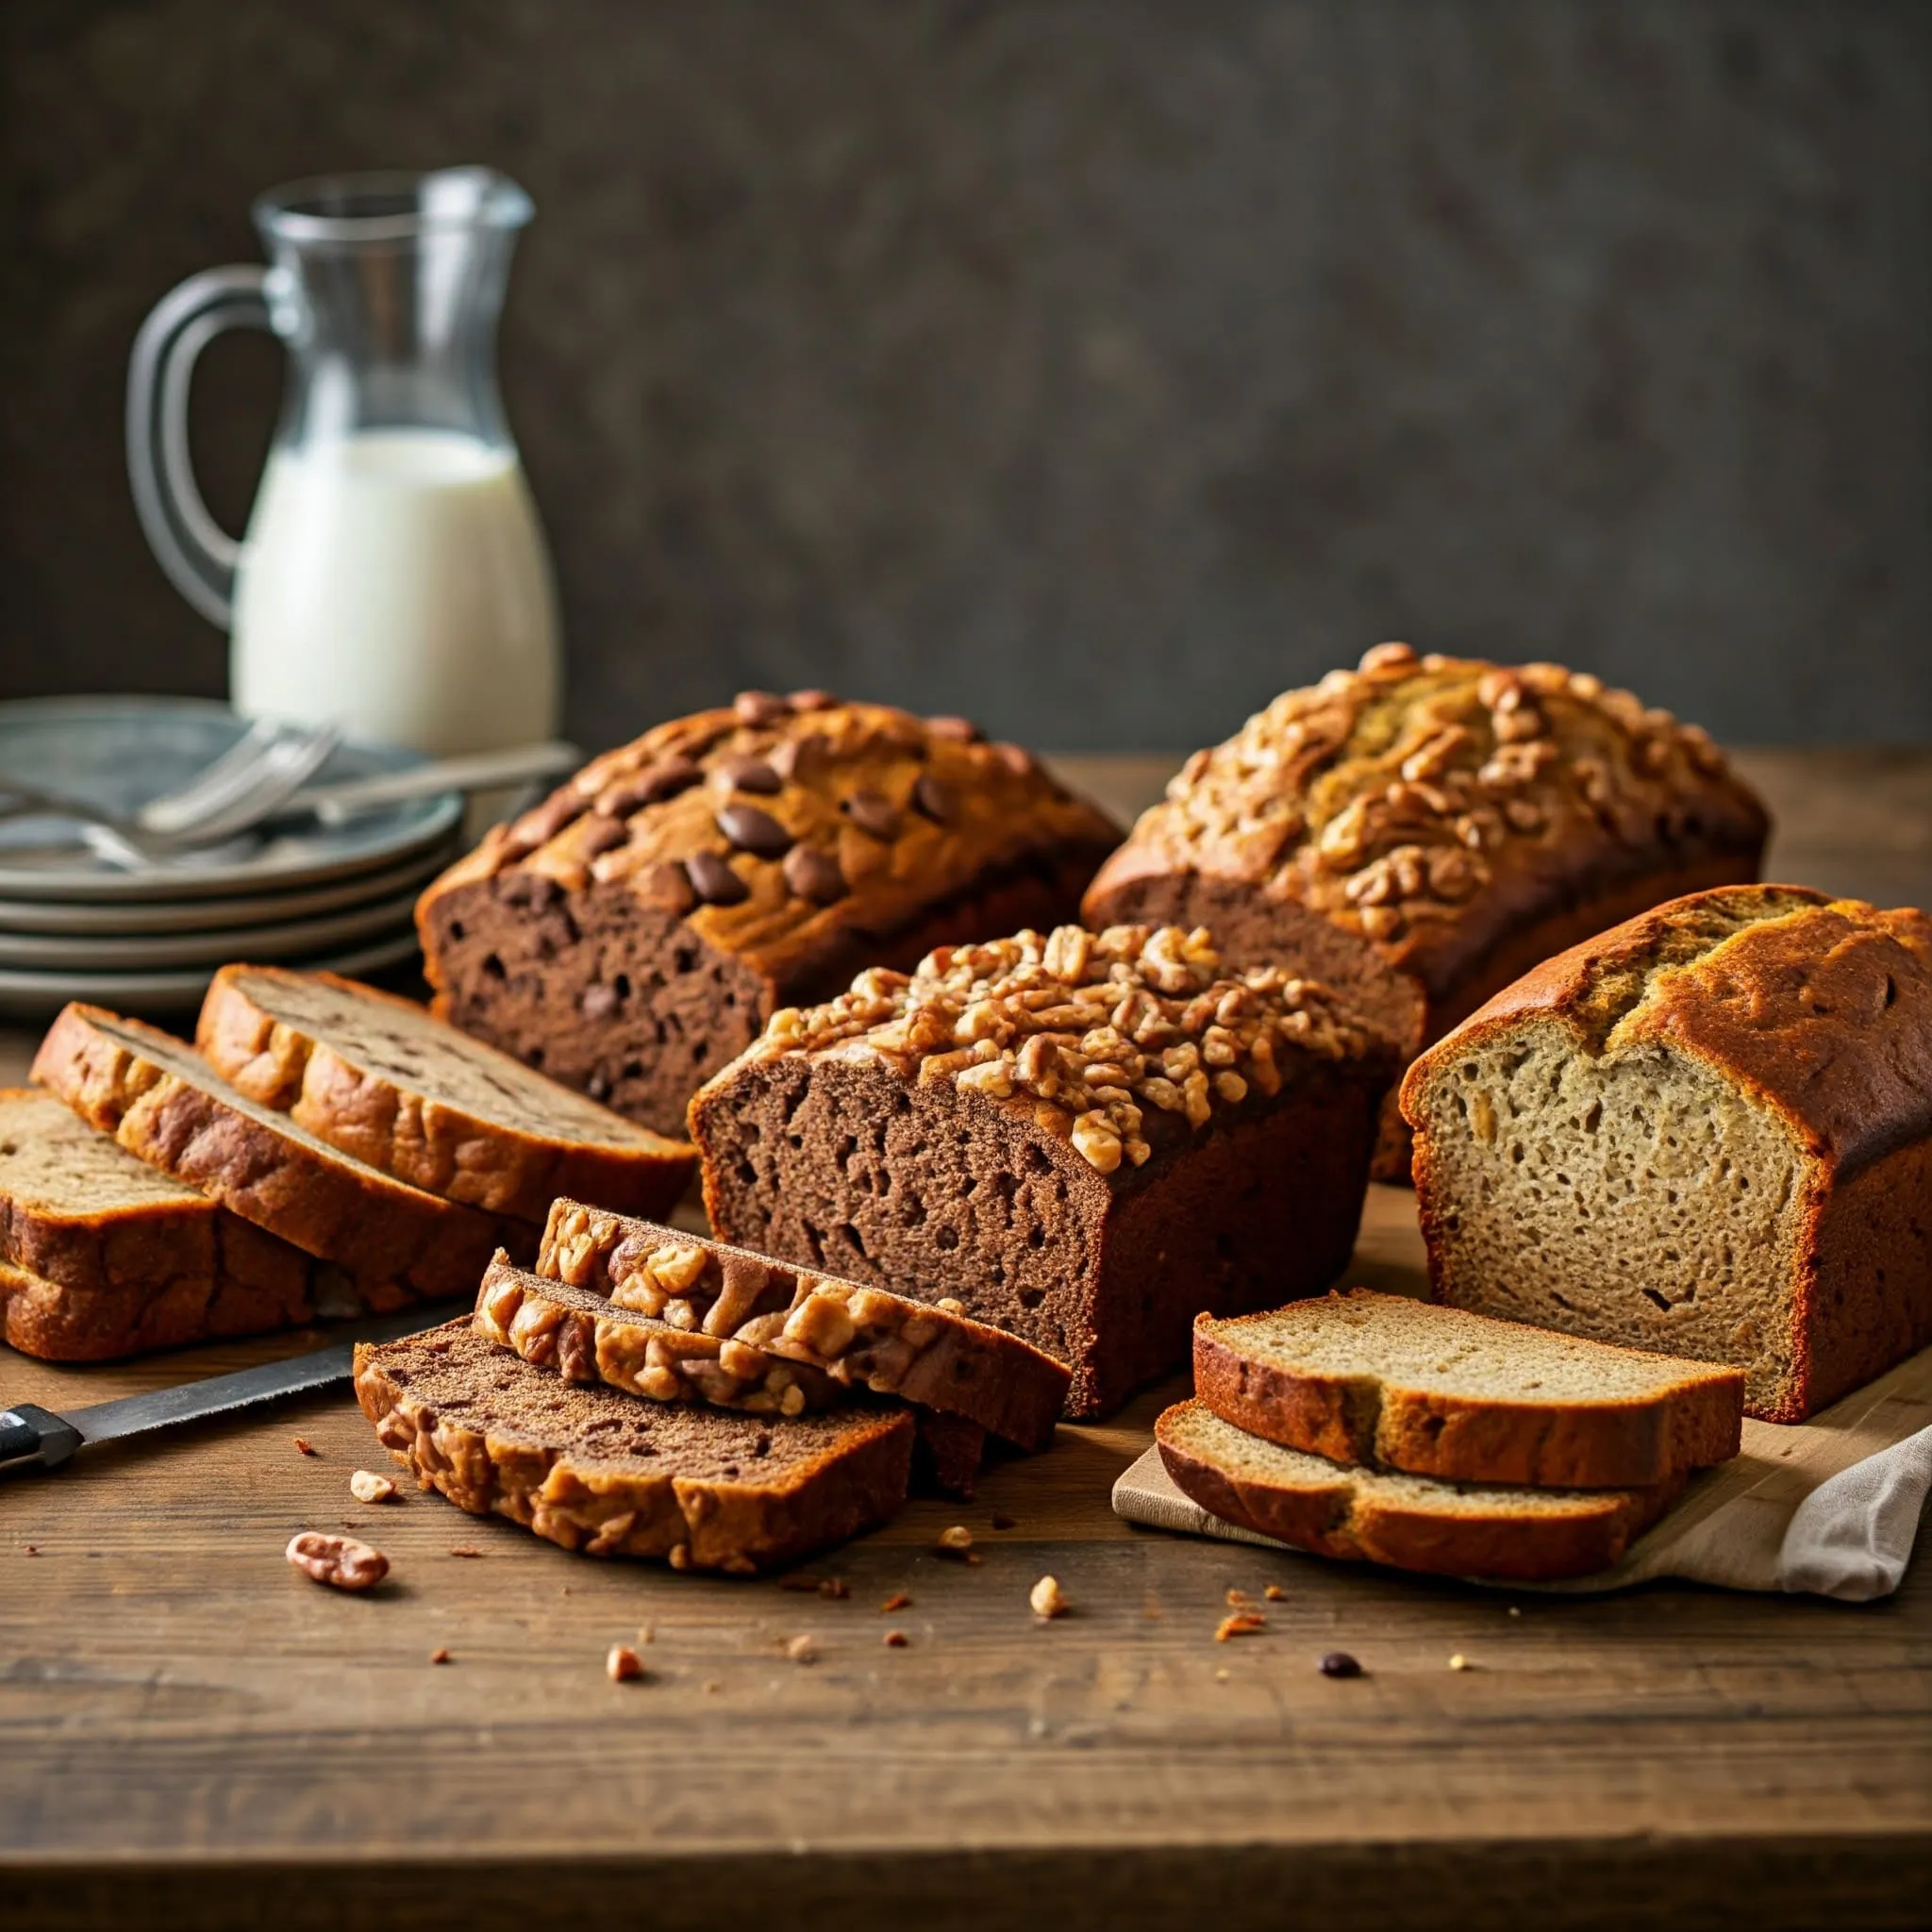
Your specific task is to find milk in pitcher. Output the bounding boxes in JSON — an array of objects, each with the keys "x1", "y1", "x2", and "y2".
[{"x1": 232, "y1": 429, "x2": 560, "y2": 757}]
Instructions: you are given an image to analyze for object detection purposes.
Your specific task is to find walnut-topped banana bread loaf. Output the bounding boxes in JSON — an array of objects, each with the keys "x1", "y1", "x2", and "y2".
[
  {"x1": 1402, "y1": 886, "x2": 1932, "y2": 1422},
  {"x1": 1082, "y1": 643, "x2": 1768, "y2": 1175},
  {"x1": 417, "y1": 691, "x2": 1121, "y2": 1137},
  {"x1": 691, "y1": 923, "x2": 1395, "y2": 1417}
]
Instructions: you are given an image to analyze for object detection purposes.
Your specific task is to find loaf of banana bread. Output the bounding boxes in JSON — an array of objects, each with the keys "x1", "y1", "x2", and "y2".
[
  {"x1": 1082, "y1": 644, "x2": 1768, "y2": 1175},
  {"x1": 691, "y1": 923, "x2": 1395, "y2": 1417},
  {"x1": 1402, "y1": 885, "x2": 1932, "y2": 1422},
  {"x1": 417, "y1": 692, "x2": 1120, "y2": 1137}
]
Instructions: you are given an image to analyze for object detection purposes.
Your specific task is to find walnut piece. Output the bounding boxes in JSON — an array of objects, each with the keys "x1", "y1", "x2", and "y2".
[
  {"x1": 286, "y1": 1531, "x2": 388, "y2": 1591},
  {"x1": 1029, "y1": 1575, "x2": 1070, "y2": 1619}
]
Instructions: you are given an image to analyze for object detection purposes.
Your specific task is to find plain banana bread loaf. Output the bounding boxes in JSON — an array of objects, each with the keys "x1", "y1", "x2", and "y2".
[
  {"x1": 1401, "y1": 886, "x2": 1932, "y2": 1422},
  {"x1": 691, "y1": 922, "x2": 1394, "y2": 1417},
  {"x1": 1082, "y1": 643, "x2": 1768, "y2": 1175},
  {"x1": 1193, "y1": 1290, "x2": 1743, "y2": 1488},
  {"x1": 416, "y1": 691, "x2": 1120, "y2": 1137},
  {"x1": 196, "y1": 964, "x2": 692, "y2": 1224},
  {"x1": 355, "y1": 1320, "x2": 914, "y2": 1573},
  {"x1": 0, "y1": 1088, "x2": 317, "y2": 1359}
]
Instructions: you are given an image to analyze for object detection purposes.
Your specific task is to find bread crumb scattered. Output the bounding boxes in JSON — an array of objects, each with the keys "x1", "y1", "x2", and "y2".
[
  {"x1": 880, "y1": 1591, "x2": 913, "y2": 1612},
  {"x1": 819, "y1": 1577, "x2": 850, "y2": 1600},
  {"x1": 786, "y1": 1634, "x2": 818, "y2": 1664},
  {"x1": 1224, "y1": 1588, "x2": 1252, "y2": 1607},
  {"x1": 779, "y1": 1574, "x2": 823, "y2": 1593},
  {"x1": 883, "y1": 1629, "x2": 909, "y2": 1648},
  {"x1": 1264, "y1": 1584, "x2": 1286, "y2": 1602},
  {"x1": 991, "y1": 1512, "x2": 1017, "y2": 1530},
  {"x1": 1449, "y1": 1653, "x2": 1473, "y2": 1672},
  {"x1": 429, "y1": 1647, "x2": 451, "y2": 1665},
  {"x1": 937, "y1": 1524, "x2": 974, "y2": 1555},
  {"x1": 703, "y1": 1678, "x2": 722, "y2": 1693},
  {"x1": 1214, "y1": 1667, "x2": 1230, "y2": 1682},
  {"x1": 23, "y1": 1545, "x2": 39, "y2": 1557},
  {"x1": 1215, "y1": 1612, "x2": 1265, "y2": 1641},
  {"x1": 449, "y1": 1546, "x2": 483, "y2": 1558},
  {"x1": 349, "y1": 1470, "x2": 395, "y2": 1505},
  {"x1": 1029, "y1": 1575, "x2": 1070, "y2": 1620},
  {"x1": 1507, "y1": 1607, "x2": 1522, "y2": 1619},
  {"x1": 638, "y1": 1624, "x2": 655, "y2": 1645},
  {"x1": 607, "y1": 1643, "x2": 645, "y2": 1682},
  {"x1": 292, "y1": 1437, "x2": 318, "y2": 1458}
]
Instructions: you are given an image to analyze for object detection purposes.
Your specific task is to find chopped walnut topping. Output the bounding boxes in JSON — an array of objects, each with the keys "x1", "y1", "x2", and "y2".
[
  {"x1": 749, "y1": 924, "x2": 1379, "y2": 1172},
  {"x1": 286, "y1": 1532, "x2": 388, "y2": 1591},
  {"x1": 348, "y1": 1470, "x2": 396, "y2": 1505},
  {"x1": 1215, "y1": 1612, "x2": 1266, "y2": 1641},
  {"x1": 1029, "y1": 1575, "x2": 1070, "y2": 1619}
]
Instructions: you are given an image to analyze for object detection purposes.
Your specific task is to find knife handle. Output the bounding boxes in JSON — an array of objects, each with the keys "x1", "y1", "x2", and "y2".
[{"x1": 0, "y1": 1404, "x2": 84, "y2": 1474}]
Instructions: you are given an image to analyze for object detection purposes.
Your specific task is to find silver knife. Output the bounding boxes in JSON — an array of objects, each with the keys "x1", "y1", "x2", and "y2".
[{"x1": 0, "y1": 1300, "x2": 466, "y2": 1475}]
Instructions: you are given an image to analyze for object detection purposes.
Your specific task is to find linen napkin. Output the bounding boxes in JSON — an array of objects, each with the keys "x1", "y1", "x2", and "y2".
[{"x1": 1110, "y1": 1341, "x2": 1932, "y2": 1600}]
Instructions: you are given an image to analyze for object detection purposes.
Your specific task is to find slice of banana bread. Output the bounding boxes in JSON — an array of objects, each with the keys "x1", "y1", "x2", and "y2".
[
  {"x1": 1401, "y1": 886, "x2": 1932, "y2": 1422},
  {"x1": 1156, "y1": 1398, "x2": 1682, "y2": 1581},
  {"x1": 691, "y1": 923, "x2": 1395, "y2": 1418},
  {"x1": 0, "y1": 1088, "x2": 316, "y2": 1358},
  {"x1": 1194, "y1": 1291, "x2": 1742, "y2": 1489},
  {"x1": 416, "y1": 691, "x2": 1121, "y2": 1137},
  {"x1": 34, "y1": 1005, "x2": 515, "y2": 1308},
  {"x1": 196, "y1": 964, "x2": 693, "y2": 1224},
  {"x1": 355, "y1": 1320, "x2": 913, "y2": 1573},
  {"x1": 535, "y1": 1198, "x2": 1071, "y2": 1449},
  {"x1": 1083, "y1": 644, "x2": 1768, "y2": 1176}
]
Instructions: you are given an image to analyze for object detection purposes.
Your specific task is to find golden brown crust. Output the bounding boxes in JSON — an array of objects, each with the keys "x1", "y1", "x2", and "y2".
[
  {"x1": 195, "y1": 966, "x2": 694, "y2": 1224},
  {"x1": 1191, "y1": 1296, "x2": 1743, "y2": 1489},
  {"x1": 33, "y1": 1005, "x2": 510, "y2": 1305},
  {"x1": 417, "y1": 692, "x2": 1121, "y2": 1002},
  {"x1": 354, "y1": 1321, "x2": 913, "y2": 1573},
  {"x1": 1084, "y1": 644, "x2": 1769, "y2": 1008},
  {"x1": 1155, "y1": 1399, "x2": 1681, "y2": 1581}
]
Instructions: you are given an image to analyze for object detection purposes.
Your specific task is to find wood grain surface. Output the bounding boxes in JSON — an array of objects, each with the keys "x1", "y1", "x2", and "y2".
[{"x1": 1, "y1": 751, "x2": 1929, "y2": 1931}]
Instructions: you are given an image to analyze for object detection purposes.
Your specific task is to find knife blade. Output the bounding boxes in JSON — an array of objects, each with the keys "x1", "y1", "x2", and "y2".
[{"x1": 0, "y1": 1299, "x2": 467, "y2": 1476}]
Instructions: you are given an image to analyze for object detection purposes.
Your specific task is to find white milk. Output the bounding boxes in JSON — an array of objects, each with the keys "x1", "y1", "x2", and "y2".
[{"x1": 231, "y1": 429, "x2": 562, "y2": 756}]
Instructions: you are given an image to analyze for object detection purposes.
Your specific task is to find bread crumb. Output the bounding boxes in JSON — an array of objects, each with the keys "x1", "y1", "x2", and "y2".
[
  {"x1": 991, "y1": 1512, "x2": 1017, "y2": 1530},
  {"x1": 292, "y1": 1437, "x2": 318, "y2": 1458},
  {"x1": 1215, "y1": 1612, "x2": 1265, "y2": 1641},
  {"x1": 703, "y1": 1678, "x2": 722, "y2": 1693},
  {"x1": 348, "y1": 1470, "x2": 395, "y2": 1505},
  {"x1": 786, "y1": 1634, "x2": 818, "y2": 1664},
  {"x1": 449, "y1": 1546, "x2": 483, "y2": 1558},
  {"x1": 883, "y1": 1629, "x2": 909, "y2": 1648},
  {"x1": 1029, "y1": 1575, "x2": 1070, "y2": 1620},
  {"x1": 880, "y1": 1591, "x2": 913, "y2": 1612},
  {"x1": 429, "y1": 1647, "x2": 451, "y2": 1665},
  {"x1": 1449, "y1": 1653, "x2": 1473, "y2": 1672},
  {"x1": 638, "y1": 1624, "x2": 655, "y2": 1645},
  {"x1": 937, "y1": 1524, "x2": 974, "y2": 1556},
  {"x1": 819, "y1": 1577, "x2": 850, "y2": 1600},
  {"x1": 1214, "y1": 1667, "x2": 1230, "y2": 1682},
  {"x1": 779, "y1": 1574, "x2": 823, "y2": 1593},
  {"x1": 1224, "y1": 1588, "x2": 1252, "y2": 1607},
  {"x1": 23, "y1": 1545, "x2": 39, "y2": 1557},
  {"x1": 1264, "y1": 1584, "x2": 1286, "y2": 1601},
  {"x1": 1507, "y1": 1607, "x2": 1522, "y2": 1619},
  {"x1": 607, "y1": 1643, "x2": 645, "y2": 1682}
]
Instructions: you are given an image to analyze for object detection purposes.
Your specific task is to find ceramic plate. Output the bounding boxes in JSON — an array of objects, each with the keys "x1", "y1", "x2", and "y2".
[
  {"x1": 0, "y1": 927, "x2": 424, "y2": 1022},
  {"x1": 0, "y1": 697, "x2": 462, "y2": 902},
  {"x1": 0, "y1": 838, "x2": 460, "y2": 937}
]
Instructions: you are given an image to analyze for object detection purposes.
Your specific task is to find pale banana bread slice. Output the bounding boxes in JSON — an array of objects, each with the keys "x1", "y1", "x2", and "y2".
[
  {"x1": 1194, "y1": 1290, "x2": 1742, "y2": 1489},
  {"x1": 355, "y1": 1320, "x2": 914, "y2": 1573},
  {"x1": 0, "y1": 1088, "x2": 316, "y2": 1359},
  {"x1": 196, "y1": 965, "x2": 693, "y2": 1225},
  {"x1": 1401, "y1": 886, "x2": 1932, "y2": 1422},
  {"x1": 34, "y1": 1005, "x2": 515, "y2": 1308},
  {"x1": 1156, "y1": 1398, "x2": 1682, "y2": 1582},
  {"x1": 537, "y1": 1197, "x2": 1071, "y2": 1451}
]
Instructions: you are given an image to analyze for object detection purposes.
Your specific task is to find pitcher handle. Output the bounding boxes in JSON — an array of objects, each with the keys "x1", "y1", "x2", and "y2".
[{"x1": 125, "y1": 265, "x2": 277, "y2": 629}]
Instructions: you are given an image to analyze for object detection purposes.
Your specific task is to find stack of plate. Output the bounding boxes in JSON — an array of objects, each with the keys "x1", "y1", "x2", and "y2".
[{"x1": 0, "y1": 698, "x2": 466, "y2": 1020}]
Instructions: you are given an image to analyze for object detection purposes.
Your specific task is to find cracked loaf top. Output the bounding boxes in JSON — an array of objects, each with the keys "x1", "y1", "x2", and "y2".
[
  {"x1": 418, "y1": 690, "x2": 1121, "y2": 988},
  {"x1": 1084, "y1": 642, "x2": 1769, "y2": 995},
  {"x1": 714, "y1": 922, "x2": 1392, "y2": 1176}
]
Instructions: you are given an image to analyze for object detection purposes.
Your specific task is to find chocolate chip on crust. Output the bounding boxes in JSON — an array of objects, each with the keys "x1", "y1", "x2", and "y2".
[
  {"x1": 685, "y1": 851, "x2": 751, "y2": 906},
  {"x1": 841, "y1": 791, "x2": 901, "y2": 840},
  {"x1": 717, "y1": 804, "x2": 793, "y2": 858},
  {"x1": 783, "y1": 844, "x2": 849, "y2": 905}
]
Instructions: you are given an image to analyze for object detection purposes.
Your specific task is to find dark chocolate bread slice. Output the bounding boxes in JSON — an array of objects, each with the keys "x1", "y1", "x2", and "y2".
[
  {"x1": 355, "y1": 1321, "x2": 913, "y2": 1574},
  {"x1": 1156, "y1": 1399, "x2": 1683, "y2": 1582},
  {"x1": 34, "y1": 1005, "x2": 517, "y2": 1307},
  {"x1": 536, "y1": 1198, "x2": 1070, "y2": 1451},
  {"x1": 416, "y1": 692, "x2": 1120, "y2": 1137},
  {"x1": 691, "y1": 924, "x2": 1394, "y2": 1418}
]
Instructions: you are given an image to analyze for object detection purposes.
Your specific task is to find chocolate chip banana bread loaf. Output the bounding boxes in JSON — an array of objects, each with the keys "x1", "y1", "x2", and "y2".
[
  {"x1": 691, "y1": 923, "x2": 1395, "y2": 1417},
  {"x1": 1083, "y1": 644, "x2": 1768, "y2": 1176},
  {"x1": 418, "y1": 691, "x2": 1120, "y2": 1137},
  {"x1": 1402, "y1": 886, "x2": 1932, "y2": 1422}
]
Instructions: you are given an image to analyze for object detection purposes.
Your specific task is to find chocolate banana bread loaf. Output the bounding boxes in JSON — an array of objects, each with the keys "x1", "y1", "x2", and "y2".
[
  {"x1": 417, "y1": 691, "x2": 1120, "y2": 1137},
  {"x1": 1082, "y1": 644, "x2": 1768, "y2": 1176},
  {"x1": 1402, "y1": 885, "x2": 1932, "y2": 1422},
  {"x1": 691, "y1": 923, "x2": 1395, "y2": 1417}
]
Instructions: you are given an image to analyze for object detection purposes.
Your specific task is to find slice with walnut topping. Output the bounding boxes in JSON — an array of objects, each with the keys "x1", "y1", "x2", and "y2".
[{"x1": 690, "y1": 923, "x2": 1395, "y2": 1418}]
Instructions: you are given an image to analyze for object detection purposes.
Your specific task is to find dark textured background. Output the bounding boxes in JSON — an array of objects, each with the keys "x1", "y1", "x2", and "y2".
[{"x1": 2, "y1": 1, "x2": 1927, "y2": 753}]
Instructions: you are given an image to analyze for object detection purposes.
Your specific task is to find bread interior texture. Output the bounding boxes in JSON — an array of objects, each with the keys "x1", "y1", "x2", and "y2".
[{"x1": 1419, "y1": 1019, "x2": 1804, "y2": 1413}]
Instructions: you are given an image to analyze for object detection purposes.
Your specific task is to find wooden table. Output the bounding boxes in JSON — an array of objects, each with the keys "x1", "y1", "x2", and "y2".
[{"x1": 2, "y1": 751, "x2": 1929, "y2": 1931}]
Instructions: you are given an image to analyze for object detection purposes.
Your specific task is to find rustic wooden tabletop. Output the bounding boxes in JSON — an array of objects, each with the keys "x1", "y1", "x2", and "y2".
[{"x1": 1, "y1": 750, "x2": 1928, "y2": 1931}]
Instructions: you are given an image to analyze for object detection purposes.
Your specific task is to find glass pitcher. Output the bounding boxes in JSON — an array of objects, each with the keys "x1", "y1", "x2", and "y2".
[{"x1": 126, "y1": 168, "x2": 562, "y2": 757}]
